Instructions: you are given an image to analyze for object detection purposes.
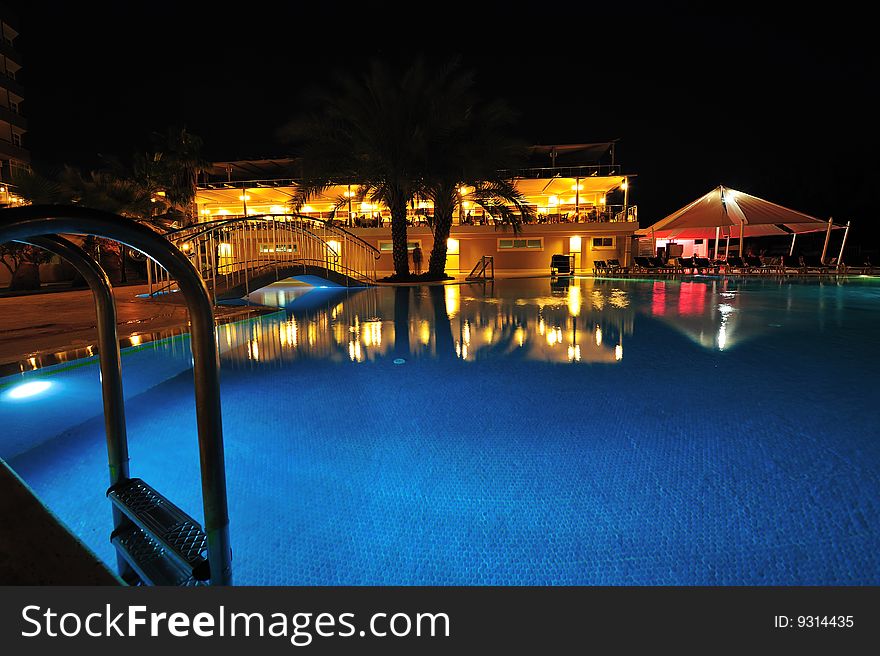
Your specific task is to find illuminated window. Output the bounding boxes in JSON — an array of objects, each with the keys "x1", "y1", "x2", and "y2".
[
  {"x1": 592, "y1": 237, "x2": 615, "y2": 248},
  {"x1": 378, "y1": 241, "x2": 420, "y2": 252},
  {"x1": 498, "y1": 238, "x2": 543, "y2": 250},
  {"x1": 259, "y1": 244, "x2": 297, "y2": 253}
]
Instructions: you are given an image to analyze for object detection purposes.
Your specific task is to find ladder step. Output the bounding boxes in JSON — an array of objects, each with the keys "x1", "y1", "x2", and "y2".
[
  {"x1": 111, "y1": 524, "x2": 204, "y2": 586},
  {"x1": 108, "y1": 478, "x2": 210, "y2": 582}
]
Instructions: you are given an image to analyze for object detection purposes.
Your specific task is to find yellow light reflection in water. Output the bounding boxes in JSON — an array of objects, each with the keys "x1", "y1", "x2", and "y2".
[
  {"x1": 348, "y1": 340, "x2": 363, "y2": 362},
  {"x1": 483, "y1": 326, "x2": 494, "y2": 343},
  {"x1": 610, "y1": 290, "x2": 629, "y2": 308},
  {"x1": 615, "y1": 344, "x2": 623, "y2": 360},
  {"x1": 567, "y1": 285, "x2": 581, "y2": 317},
  {"x1": 591, "y1": 290, "x2": 605, "y2": 310},
  {"x1": 419, "y1": 321, "x2": 431, "y2": 346},
  {"x1": 463, "y1": 320, "x2": 471, "y2": 345},
  {"x1": 445, "y1": 285, "x2": 460, "y2": 318},
  {"x1": 515, "y1": 327, "x2": 525, "y2": 347},
  {"x1": 279, "y1": 319, "x2": 298, "y2": 348},
  {"x1": 362, "y1": 321, "x2": 382, "y2": 347},
  {"x1": 567, "y1": 344, "x2": 581, "y2": 362},
  {"x1": 595, "y1": 325, "x2": 603, "y2": 346}
]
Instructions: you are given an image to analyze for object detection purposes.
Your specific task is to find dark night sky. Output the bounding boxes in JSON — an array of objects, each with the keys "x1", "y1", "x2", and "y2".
[{"x1": 8, "y1": 3, "x2": 880, "y2": 241}]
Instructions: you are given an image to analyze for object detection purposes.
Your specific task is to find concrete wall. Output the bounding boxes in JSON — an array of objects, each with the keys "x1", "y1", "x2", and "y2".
[{"x1": 351, "y1": 223, "x2": 635, "y2": 275}]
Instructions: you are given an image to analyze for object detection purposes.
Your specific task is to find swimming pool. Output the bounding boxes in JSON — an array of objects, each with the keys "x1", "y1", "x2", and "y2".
[{"x1": 2, "y1": 276, "x2": 878, "y2": 585}]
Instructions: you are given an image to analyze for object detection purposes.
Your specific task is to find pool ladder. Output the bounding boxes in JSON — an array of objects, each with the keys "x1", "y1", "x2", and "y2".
[
  {"x1": 0, "y1": 206, "x2": 233, "y2": 586},
  {"x1": 466, "y1": 255, "x2": 495, "y2": 281}
]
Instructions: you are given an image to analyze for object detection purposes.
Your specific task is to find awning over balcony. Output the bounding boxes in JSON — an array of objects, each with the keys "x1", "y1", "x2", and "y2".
[
  {"x1": 527, "y1": 142, "x2": 616, "y2": 167},
  {"x1": 636, "y1": 186, "x2": 839, "y2": 239}
]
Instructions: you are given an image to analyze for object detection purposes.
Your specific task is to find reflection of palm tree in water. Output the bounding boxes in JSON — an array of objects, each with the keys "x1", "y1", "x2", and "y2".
[
  {"x1": 429, "y1": 284, "x2": 456, "y2": 359},
  {"x1": 393, "y1": 286, "x2": 410, "y2": 359}
]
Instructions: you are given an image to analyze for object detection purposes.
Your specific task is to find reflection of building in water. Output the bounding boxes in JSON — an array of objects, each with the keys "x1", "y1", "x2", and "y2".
[
  {"x1": 453, "y1": 278, "x2": 632, "y2": 363},
  {"x1": 217, "y1": 279, "x2": 635, "y2": 368}
]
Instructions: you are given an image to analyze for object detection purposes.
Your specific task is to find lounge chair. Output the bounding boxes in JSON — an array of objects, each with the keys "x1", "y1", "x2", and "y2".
[
  {"x1": 725, "y1": 255, "x2": 748, "y2": 273},
  {"x1": 780, "y1": 255, "x2": 804, "y2": 274},
  {"x1": 550, "y1": 253, "x2": 575, "y2": 276},
  {"x1": 677, "y1": 256, "x2": 695, "y2": 273},
  {"x1": 633, "y1": 256, "x2": 659, "y2": 273},
  {"x1": 801, "y1": 255, "x2": 835, "y2": 275},
  {"x1": 652, "y1": 257, "x2": 677, "y2": 273},
  {"x1": 606, "y1": 258, "x2": 625, "y2": 275},
  {"x1": 692, "y1": 257, "x2": 716, "y2": 274},
  {"x1": 744, "y1": 256, "x2": 773, "y2": 274},
  {"x1": 592, "y1": 260, "x2": 608, "y2": 276},
  {"x1": 842, "y1": 257, "x2": 873, "y2": 274}
]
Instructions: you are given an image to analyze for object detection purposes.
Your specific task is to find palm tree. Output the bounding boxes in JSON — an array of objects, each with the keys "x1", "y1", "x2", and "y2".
[
  {"x1": 7, "y1": 167, "x2": 64, "y2": 204},
  {"x1": 0, "y1": 171, "x2": 56, "y2": 291},
  {"x1": 58, "y1": 166, "x2": 160, "y2": 218},
  {"x1": 418, "y1": 63, "x2": 534, "y2": 277},
  {"x1": 57, "y1": 166, "x2": 166, "y2": 282},
  {"x1": 283, "y1": 59, "x2": 436, "y2": 278},
  {"x1": 139, "y1": 127, "x2": 208, "y2": 225}
]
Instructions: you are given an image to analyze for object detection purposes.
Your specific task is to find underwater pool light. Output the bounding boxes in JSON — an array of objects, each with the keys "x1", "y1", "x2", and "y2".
[{"x1": 7, "y1": 380, "x2": 52, "y2": 399}]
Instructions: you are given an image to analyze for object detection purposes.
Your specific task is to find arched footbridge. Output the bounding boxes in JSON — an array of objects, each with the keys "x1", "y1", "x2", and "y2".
[{"x1": 147, "y1": 214, "x2": 380, "y2": 302}]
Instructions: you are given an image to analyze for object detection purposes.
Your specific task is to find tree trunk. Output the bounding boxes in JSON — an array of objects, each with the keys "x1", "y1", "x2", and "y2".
[
  {"x1": 10, "y1": 262, "x2": 41, "y2": 291},
  {"x1": 427, "y1": 185, "x2": 456, "y2": 278},
  {"x1": 389, "y1": 190, "x2": 410, "y2": 277}
]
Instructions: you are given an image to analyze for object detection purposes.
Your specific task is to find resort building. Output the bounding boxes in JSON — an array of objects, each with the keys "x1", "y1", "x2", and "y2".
[
  {"x1": 195, "y1": 143, "x2": 639, "y2": 276},
  {"x1": 0, "y1": 7, "x2": 27, "y2": 184}
]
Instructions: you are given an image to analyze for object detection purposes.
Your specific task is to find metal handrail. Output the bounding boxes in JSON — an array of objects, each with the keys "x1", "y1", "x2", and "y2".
[
  {"x1": 215, "y1": 257, "x2": 374, "y2": 284},
  {"x1": 150, "y1": 213, "x2": 379, "y2": 300},
  {"x1": 497, "y1": 164, "x2": 623, "y2": 179},
  {"x1": 22, "y1": 235, "x2": 133, "y2": 581},
  {"x1": 166, "y1": 214, "x2": 381, "y2": 258},
  {"x1": 0, "y1": 205, "x2": 232, "y2": 585},
  {"x1": 466, "y1": 255, "x2": 495, "y2": 281},
  {"x1": 149, "y1": 221, "x2": 349, "y2": 298}
]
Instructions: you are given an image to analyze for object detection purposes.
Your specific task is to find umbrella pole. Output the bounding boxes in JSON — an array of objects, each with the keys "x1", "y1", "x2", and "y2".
[
  {"x1": 714, "y1": 227, "x2": 720, "y2": 259},
  {"x1": 820, "y1": 218, "x2": 833, "y2": 264},
  {"x1": 724, "y1": 233, "x2": 730, "y2": 259},
  {"x1": 739, "y1": 222, "x2": 744, "y2": 257},
  {"x1": 789, "y1": 233, "x2": 797, "y2": 256},
  {"x1": 836, "y1": 221, "x2": 851, "y2": 267}
]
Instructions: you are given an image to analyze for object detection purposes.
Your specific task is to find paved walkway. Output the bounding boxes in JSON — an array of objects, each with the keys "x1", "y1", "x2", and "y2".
[{"x1": 0, "y1": 284, "x2": 266, "y2": 368}]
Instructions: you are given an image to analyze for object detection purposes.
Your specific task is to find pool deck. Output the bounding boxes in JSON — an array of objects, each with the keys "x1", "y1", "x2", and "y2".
[{"x1": 0, "y1": 283, "x2": 270, "y2": 370}]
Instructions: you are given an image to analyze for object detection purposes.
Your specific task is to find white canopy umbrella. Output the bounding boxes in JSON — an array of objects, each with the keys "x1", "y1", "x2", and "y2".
[{"x1": 636, "y1": 185, "x2": 845, "y2": 258}]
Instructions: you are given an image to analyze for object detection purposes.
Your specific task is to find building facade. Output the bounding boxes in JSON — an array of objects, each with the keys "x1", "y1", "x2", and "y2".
[
  {"x1": 195, "y1": 144, "x2": 639, "y2": 276},
  {"x1": 0, "y1": 7, "x2": 27, "y2": 185}
]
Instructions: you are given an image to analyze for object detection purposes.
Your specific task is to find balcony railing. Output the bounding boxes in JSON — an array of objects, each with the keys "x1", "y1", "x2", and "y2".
[{"x1": 498, "y1": 164, "x2": 623, "y2": 179}]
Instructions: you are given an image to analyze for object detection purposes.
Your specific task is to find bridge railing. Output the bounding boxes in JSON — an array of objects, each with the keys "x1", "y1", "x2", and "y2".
[{"x1": 147, "y1": 214, "x2": 380, "y2": 300}]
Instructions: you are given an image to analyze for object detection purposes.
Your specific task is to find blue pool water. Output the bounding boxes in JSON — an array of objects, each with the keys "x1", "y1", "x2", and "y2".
[{"x1": 1, "y1": 276, "x2": 879, "y2": 585}]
